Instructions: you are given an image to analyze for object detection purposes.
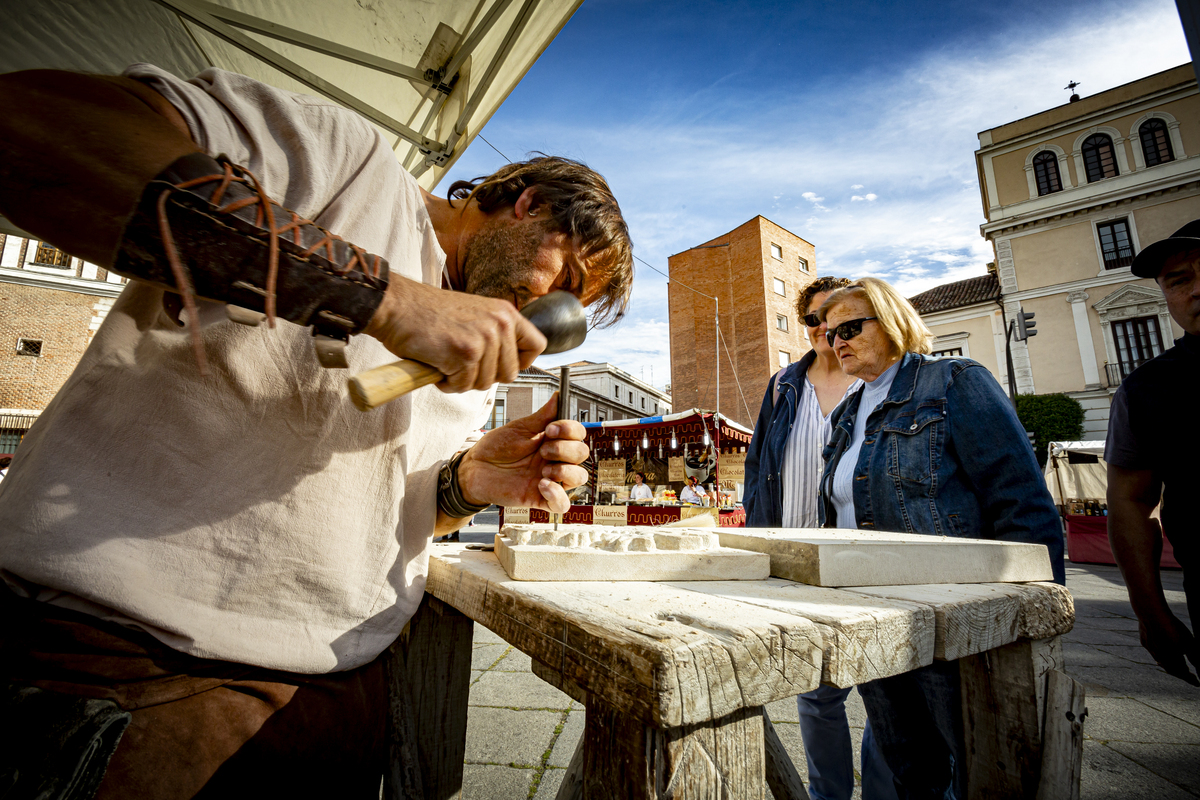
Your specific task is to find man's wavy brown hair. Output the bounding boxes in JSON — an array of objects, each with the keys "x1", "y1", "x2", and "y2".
[{"x1": 448, "y1": 155, "x2": 633, "y2": 327}]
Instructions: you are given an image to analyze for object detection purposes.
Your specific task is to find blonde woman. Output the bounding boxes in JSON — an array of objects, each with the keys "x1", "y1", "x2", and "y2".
[{"x1": 816, "y1": 277, "x2": 1064, "y2": 800}]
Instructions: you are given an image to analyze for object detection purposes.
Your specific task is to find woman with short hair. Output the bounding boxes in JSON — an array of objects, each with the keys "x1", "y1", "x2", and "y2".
[{"x1": 816, "y1": 277, "x2": 1065, "y2": 800}]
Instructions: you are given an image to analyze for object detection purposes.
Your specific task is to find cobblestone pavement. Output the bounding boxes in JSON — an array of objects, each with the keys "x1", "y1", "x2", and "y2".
[{"x1": 451, "y1": 513, "x2": 1198, "y2": 799}]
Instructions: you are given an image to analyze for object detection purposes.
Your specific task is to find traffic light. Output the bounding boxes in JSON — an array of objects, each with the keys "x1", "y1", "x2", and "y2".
[{"x1": 1015, "y1": 309, "x2": 1037, "y2": 341}]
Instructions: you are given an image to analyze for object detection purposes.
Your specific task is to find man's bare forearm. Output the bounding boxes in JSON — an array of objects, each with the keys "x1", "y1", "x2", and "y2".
[
  {"x1": 0, "y1": 70, "x2": 198, "y2": 266},
  {"x1": 1107, "y1": 499, "x2": 1171, "y2": 619}
]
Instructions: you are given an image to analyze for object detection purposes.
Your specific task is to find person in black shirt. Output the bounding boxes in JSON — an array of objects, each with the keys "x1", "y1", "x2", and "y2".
[{"x1": 1105, "y1": 219, "x2": 1200, "y2": 686}]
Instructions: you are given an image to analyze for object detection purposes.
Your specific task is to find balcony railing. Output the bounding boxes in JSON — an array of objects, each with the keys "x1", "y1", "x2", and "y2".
[
  {"x1": 1105, "y1": 362, "x2": 1129, "y2": 387},
  {"x1": 1103, "y1": 253, "x2": 1136, "y2": 270}
]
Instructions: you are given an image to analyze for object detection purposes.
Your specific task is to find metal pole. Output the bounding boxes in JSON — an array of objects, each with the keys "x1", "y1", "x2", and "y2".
[
  {"x1": 715, "y1": 296, "x2": 720, "y2": 422},
  {"x1": 1005, "y1": 319, "x2": 1017, "y2": 408}
]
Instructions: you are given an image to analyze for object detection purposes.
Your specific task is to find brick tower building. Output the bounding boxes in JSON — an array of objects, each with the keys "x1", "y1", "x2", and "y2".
[
  {"x1": 668, "y1": 216, "x2": 817, "y2": 429},
  {"x1": 0, "y1": 234, "x2": 125, "y2": 453}
]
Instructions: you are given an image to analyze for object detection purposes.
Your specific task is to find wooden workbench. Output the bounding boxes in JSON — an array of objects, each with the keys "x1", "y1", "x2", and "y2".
[{"x1": 386, "y1": 543, "x2": 1082, "y2": 800}]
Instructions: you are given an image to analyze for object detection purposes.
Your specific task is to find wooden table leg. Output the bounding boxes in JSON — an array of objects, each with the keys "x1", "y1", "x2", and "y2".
[
  {"x1": 762, "y1": 709, "x2": 810, "y2": 800},
  {"x1": 385, "y1": 593, "x2": 475, "y2": 800},
  {"x1": 577, "y1": 696, "x2": 767, "y2": 800},
  {"x1": 960, "y1": 635, "x2": 1084, "y2": 800}
]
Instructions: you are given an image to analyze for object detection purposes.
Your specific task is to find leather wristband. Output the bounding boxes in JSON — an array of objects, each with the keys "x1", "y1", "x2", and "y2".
[
  {"x1": 113, "y1": 152, "x2": 389, "y2": 365},
  {"x1": 437, "y1": 451, "x2": 489, "y2": 519}
]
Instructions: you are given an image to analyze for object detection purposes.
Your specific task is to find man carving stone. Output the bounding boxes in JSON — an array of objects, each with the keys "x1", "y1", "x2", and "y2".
[{"x1": 0, "y1": 64, "x2": 632, "y2": 796}]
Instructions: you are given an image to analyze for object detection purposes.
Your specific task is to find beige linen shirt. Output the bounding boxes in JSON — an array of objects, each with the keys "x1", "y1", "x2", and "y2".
[{"x1": 0, "y1": 65, "x2": 487, "y2": 674}]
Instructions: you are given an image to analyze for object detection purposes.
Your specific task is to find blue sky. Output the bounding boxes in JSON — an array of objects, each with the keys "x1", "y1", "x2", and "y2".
[{"x1": 444, "y1": 0, "x2": 1192, "y2": 390}]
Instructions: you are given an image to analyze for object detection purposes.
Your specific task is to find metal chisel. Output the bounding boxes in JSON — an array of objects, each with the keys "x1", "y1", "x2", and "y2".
[{"x1": 553, "y1": 365, "x2": 571, "y2": 531}]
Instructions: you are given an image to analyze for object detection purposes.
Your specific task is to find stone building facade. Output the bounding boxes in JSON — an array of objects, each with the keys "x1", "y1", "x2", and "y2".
[
  {"x1": 971, "y1": 64, "x2": 1200, "y2": 436},
  {"x1": 668, "y1": 216, "x2": 816, "y2": 429},
  {"x1": 491, "y1": 361, "x2": 671, "y2": 431},
  {"x1": 908, "y1": 272, "x2": 1006, "y2": 384},
  {"x1": 0, "y1": 233, "x2": 125, "y2": 453}
]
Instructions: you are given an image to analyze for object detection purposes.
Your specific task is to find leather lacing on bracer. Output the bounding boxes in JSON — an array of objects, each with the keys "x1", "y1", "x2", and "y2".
[{"x1": 155, "y1": 160, "x2": 385, "y2": 373}]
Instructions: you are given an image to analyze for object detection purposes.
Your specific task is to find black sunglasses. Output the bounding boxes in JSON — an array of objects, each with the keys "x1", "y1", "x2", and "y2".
[
  {"x1": 803, "y1": 313, "x2": 822, "y2": 328},
  {"x1": 826, "y1": 317, "x2": 878, "y2": 347}
]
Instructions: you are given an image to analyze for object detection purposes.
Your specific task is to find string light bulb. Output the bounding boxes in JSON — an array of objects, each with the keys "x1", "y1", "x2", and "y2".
[
  {"x1": 670, "y1": 432, "x2": 677, "y2": 449},
  {"x1": 642, "y1": 433, "x2": 649, "y2": 449},
  {"x1": 613, "y1": 433, "x2": 619, "y2": 453}
]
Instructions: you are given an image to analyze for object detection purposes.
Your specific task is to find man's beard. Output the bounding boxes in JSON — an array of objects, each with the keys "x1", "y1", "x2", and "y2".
[{"x1": 463, "y1": 218, "x2": 549, "y2": 307}]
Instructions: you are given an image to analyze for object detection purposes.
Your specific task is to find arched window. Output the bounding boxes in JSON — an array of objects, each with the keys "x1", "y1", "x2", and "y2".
[
  {"x1": 1082, "y1": 134, "x2": 1119, "y2": 182},
  {"x1": 1139, "y1": 119, "x2": 1174, "y2": 167},
  {"x1": 1032, "y1": 151, "x2": 1062, "y2": 196}
]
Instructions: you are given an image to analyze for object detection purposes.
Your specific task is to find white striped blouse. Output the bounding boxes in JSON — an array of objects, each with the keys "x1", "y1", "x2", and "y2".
[{"x1": 780, "y1": 373, "x2": 862, "y2": 528}]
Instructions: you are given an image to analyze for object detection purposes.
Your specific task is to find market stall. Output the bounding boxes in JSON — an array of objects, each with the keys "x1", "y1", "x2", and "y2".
[
  {"x1": 1044, "y1": 440, "x2": 1179, "y2": 568},
  {"x1": 500, "y1": 409, "x2": 752, "y2": 528}
]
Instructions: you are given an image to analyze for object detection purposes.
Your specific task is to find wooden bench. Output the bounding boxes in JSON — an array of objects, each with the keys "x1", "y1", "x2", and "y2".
[{"x1": 385, "y1": 544, "x2": 1083, "y2": 800}]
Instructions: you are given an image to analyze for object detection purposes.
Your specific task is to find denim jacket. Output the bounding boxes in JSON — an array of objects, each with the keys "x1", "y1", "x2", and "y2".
[
  {"x1": 818, "y1": 352, "x2": 1065, "y2": 584},
  {"x1": 743, "y1": 351, "x2": 817, "y2": 527}
]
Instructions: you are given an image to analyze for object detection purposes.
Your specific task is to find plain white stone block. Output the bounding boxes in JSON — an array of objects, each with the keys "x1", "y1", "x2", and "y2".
[{"x1": 714, "y1": 527, "x2": 1053, "y2": 587}]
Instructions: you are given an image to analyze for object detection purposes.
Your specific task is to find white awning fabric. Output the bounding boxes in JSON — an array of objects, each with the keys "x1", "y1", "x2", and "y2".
[
  {"x1": 0, "y1": 0, "x2": 581, "y2": 193},
  {"x1": 1044, "y1": 440, "x2": 1108, "y2": 505}
]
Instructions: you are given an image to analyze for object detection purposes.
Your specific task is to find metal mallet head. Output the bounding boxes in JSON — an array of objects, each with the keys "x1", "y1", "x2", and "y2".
[
  {"x1": 348, "y1": 290, "x2": 589, "y2": 411},
  {"x1": 520, "y1": 291, "x2": 587, "y2": 354}
]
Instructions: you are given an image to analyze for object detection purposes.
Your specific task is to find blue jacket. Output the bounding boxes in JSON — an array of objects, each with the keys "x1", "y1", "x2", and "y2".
[
  {"x1": 743, "y1": 351, "x2": 817, "y2": 527},
  {"x1": 818, "y1": 352, "x2": 1066, "y2": 584}
]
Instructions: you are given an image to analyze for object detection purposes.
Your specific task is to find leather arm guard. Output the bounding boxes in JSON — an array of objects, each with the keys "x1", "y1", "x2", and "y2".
[{"x1": 113, "y1": 152, "x2": 389, "y2": 369}]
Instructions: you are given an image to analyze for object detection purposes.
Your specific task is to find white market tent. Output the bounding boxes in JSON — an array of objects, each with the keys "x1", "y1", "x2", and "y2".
[
  {"x1": 0, "y1": 0, "x2": 583, "y2": 236},
  {"x1": 1043, "y1": 440, "x2": 1107, "y2": 506}
]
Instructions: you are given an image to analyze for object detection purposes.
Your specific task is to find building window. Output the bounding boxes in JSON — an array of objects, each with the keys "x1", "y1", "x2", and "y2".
[
  {"x1": 33, "y1": 243, "x2": 71, "y2": 268},
  {"x1": 578, "y1": 409, "x2": 588, "y2": 422},
  {"x1": 1081, "y1": 134, "x2": 1119, "y2": 182},
  {"x1": 628, "y1": 391, "x2": 633, "y2": 404},
  {"x1": 770, "y1": 243, "x2": 782, "y2": 260},
  {"x1": 798, "y1": 257, "x2": 809, "y2": 272},
  {"x1": 640, "y1": 397, "x2": 645, "y2": 409},
  {"x1": 15, "y1": 338, "x2": 43, "y2": 357},
  {"x1": 1032, "y1": 151, "x2": 1062, "y2": 196},
  {"x1": 776, "y1": 315, "x2": 788, "y2": 332},
  {"x1": 931, "y1": 348, "x2": 963, "y2": 358},
  {"x1": 1097, "y1": 219, "x2": 1135, "y2": 270},
  {"x1": 778, "y1": 351, "x2": 789, "y2": 369},
  {"x1": 598, "y1": 410, "x2": 606, "y2": 422},
  {"x1": 773, "y1": 278, "x2": 786, "y2": 296},
  {"x1": 1139, "y1": 119, "x2": 1174, "y2": 167},
  {"x1": 1112, "y1": 316, "x2": 1163, "y2": 380},
  {"x1": 653, "y1": 403, "x2": 658, "y2": 414},
  {"x1": 614, "y1": 385, "x2": 620, "y2": 398},
  {"x1": 483, "y1": 398, "x2": 506, "y2": 431},
  {"x1": 0, "y1": 413, "x2": 36, "y2": 454}
]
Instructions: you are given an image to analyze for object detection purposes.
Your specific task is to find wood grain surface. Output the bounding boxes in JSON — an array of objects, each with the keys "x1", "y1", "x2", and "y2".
[
  {"x1": 664, "y1": 578, "x2": 935, "y2": 688},
  {"x1": 426, "y1": 545, "x2": 823, "y2": 727}
]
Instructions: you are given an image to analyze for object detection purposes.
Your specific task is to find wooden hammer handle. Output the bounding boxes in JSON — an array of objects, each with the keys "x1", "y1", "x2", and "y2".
[{"x1": 348, "y1": 360, "x2": 442, "y2": 411}]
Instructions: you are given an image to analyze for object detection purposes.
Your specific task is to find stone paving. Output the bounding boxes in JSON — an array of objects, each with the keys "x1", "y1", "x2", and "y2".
[{"x1": 450, "y1": 512, "x2": 1198, "y2": 799}]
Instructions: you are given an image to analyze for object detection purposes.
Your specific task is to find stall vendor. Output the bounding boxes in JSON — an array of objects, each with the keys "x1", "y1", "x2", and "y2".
[
  {"x1": 681, "y1": 475, "x2": 709, "y2": 506},
  {"x1": 630, "y1": 471, "x2": 653, "y2": 501}
]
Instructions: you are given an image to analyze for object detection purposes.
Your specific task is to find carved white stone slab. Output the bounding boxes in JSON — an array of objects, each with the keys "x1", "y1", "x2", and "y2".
[
  {"x1": 714, "y1": 527, "x2": 1053, "y2": 587},
  {"x1": 495, "y1": 524, "x2": 769, "y2": 582}
]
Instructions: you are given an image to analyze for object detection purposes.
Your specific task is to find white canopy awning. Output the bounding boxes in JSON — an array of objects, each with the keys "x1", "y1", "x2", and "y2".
[{"x1": 0, "y1": 0, "x2": 581, "y2": 235}]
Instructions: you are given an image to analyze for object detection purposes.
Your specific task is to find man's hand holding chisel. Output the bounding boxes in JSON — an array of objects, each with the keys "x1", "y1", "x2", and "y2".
[{"x1": 451, "y1": 391, "x2": 588, "y2": 526}]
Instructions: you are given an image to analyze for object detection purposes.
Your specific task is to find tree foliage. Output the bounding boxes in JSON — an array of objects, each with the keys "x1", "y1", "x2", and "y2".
[{"x1": 1015, "y1": 393, "x2": 1085, "y2": 467}]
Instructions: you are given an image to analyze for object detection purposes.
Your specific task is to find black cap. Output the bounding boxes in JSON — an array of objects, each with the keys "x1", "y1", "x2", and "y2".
[{"x1": 1131, "y1": 219, "x2": 1200, "y2": 279}]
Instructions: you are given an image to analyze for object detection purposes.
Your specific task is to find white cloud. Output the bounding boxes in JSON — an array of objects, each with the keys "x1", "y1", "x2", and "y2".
[
  {"x1": 538, "y1": 318, "x2": 673, "y2": 392},
  {"x1": 452, "y1": 0, "x2": 1190, "y2": 382}
]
